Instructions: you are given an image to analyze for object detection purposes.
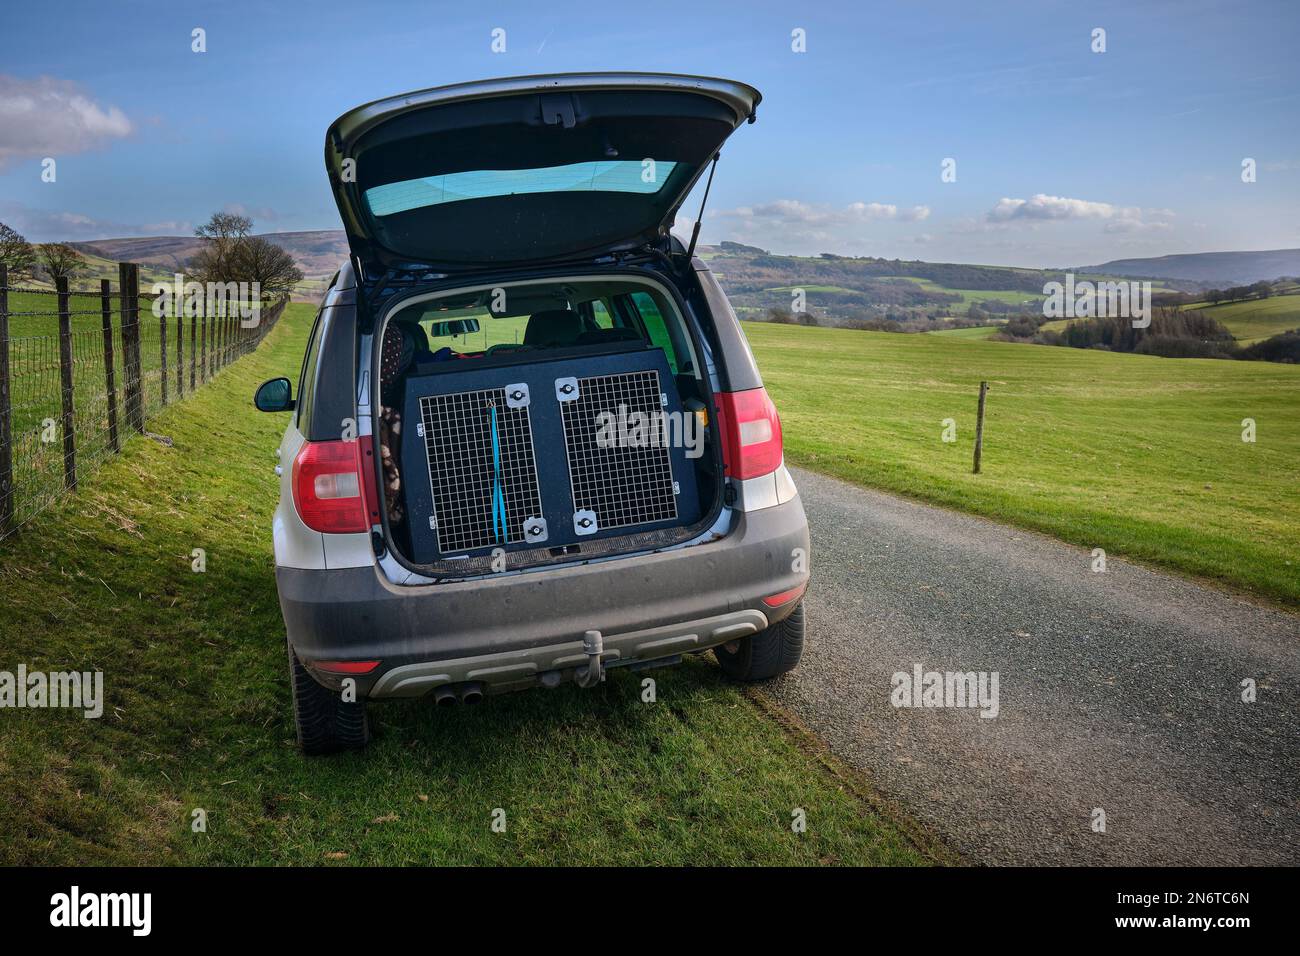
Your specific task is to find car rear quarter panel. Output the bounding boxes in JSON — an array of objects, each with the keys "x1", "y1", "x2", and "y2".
[
  {"x1": 691, "y1": 258, "x2": 763, "y2": 392},
  {"x1": 273, "y1": 421, "x2": 327, "y2": 569}
]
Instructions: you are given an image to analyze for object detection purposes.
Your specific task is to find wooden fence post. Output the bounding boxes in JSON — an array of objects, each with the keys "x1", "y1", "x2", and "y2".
[
  {"x1": 973, "y1": 380, "x2": 989, "y2": 475},
  {"x1": 0, "y1": 264, "x2": 13, "y2": 533},
  {"x1": 100, "y1": 279, "x2": 119, "y2": 453},
  {"x1": 119, "y1": 262, "x2": 144, "y2": 432},
  {"x1": 56, "y1": 276, "x2": 77, "y2": 490},
  {"x1": 189, "y1": 311, "x2": 197, "y2": 391},
  {"x1": 176, "y1": 312, "x2": 183, "y2": 397},
  {"x1": 200, "y1": 311, "x2": 208, "y2": 383},
  {"x1": 159, "y1": 291, "x2": 169, "y2": 406}
]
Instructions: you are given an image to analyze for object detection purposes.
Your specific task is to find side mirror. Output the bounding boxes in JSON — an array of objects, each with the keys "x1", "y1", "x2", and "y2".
[{"x1": 254, "y1": 377, "x2": 295, "y2": 412}]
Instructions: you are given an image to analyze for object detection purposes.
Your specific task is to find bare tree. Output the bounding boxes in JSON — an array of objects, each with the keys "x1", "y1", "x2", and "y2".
[
  {"x1": 231, "y1": 236, "x2": 303, "y2": 300},
  {"x1": 195, "y1": 211, "x2": 253, "y2": 242},
  {"x1": 39, "y1": 243, "x2": 83, "y2": 282},
  {"x1": 0, "y1": 221, "x2": 36, "y2": 277},
  {"x1": 190, "y1": 211, "x2": 254, "y2": 281}
]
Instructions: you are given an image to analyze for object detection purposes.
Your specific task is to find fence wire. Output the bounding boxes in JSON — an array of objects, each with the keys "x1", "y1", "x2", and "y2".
[{"x1": 0, "y1": 265, "x2": 286, "y2": 538}]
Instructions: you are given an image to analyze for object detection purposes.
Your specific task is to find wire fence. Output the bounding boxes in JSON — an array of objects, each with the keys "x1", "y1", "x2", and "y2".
[{"x1": 0, "y1": 262, "x2": 287, "y2": 539}]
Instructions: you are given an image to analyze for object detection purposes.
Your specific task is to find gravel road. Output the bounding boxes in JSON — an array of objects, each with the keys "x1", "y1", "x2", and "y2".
[{"x1": 766, "y1": 467, "x2": 1300, "y2": 865}]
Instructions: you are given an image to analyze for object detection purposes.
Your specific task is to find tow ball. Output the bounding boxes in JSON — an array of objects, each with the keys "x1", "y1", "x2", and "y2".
[{"x1": 575, "y1": 630, "x2": 605, "y2": 688}]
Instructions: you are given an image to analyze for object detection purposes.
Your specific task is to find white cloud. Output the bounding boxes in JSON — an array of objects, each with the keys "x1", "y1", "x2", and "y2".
[
  {"x1": 985, "y1": 193, "x2": 1175, "y2": 235},
  {"x1": 0, "y1": 200, "x2": 191, "y2": 242},
  {"x1": 845, "y1": 201, "x2": 898, "y2": 220},
  {"x1": 987, "y1": 193, "x2": 1126, "y2": 222},
  {"x1": 0, "y1": 74, "x2": 132, "y2": 168},
  {"x1": 1102, "y1": 218, "x2": 1173, "y2": 234},
  {"x1": 717, "y1": 199, "x2": 931, "y2": 226}
]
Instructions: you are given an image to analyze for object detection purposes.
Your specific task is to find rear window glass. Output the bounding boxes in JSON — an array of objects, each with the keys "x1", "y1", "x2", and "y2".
[
  {"x1": 629, "y1": 292, "x2": 678, "y2": 370},
  {"x1": 295, "y1": 311, "x2": 325, "y2": 428},
  {"x1": 382, "y1": 279, "x2": 699, "y2": 378},
  {"x1": 588, "y1": 299, "x2": 614, "y2": 329},
  {"x1": 366, "y1": 160, "x2": 679, "y2": 217}
]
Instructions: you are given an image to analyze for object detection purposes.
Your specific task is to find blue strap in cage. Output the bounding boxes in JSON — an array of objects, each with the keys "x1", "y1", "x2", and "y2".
[{"x1": 489, "y1": 404, "x2": 507, "y2": 543}]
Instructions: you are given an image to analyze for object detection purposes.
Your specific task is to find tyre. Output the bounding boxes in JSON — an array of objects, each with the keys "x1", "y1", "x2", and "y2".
[
  {"x1": 714, "y1": 600, "x2": 805, "y2": 681},
  {"x1": 287, "y1": 638, "x2": 370, "y2": 755}
]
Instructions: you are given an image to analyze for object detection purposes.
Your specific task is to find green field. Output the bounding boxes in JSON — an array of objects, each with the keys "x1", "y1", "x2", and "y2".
[
  {"x1": 891, "y1": 276, "x2": 1040, "y2": 312},
  {"x1": 0, "y1": 303, "x2": 940, "y2": 867},
  {"x1": 1188, "y1": 292, "x2": 1300, "y2": 344},
  {"x1": 941, "y1": 292, "x2": 1300, "y2": 345},
  {"x1": 927, "y1": 324, "x2": 1003, "y2": 340},
  {"x1": 746, "y1": 322, "x2": 1300, "y2": 606},
  {"x1": 760, "y1": 278, "x2": 1042, "y2": 315}
]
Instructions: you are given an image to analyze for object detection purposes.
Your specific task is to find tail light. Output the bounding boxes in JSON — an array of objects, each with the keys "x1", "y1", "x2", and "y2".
[
  {"x1": 762, "y1": 583, "x2": 807, "y2": 607},
  {"x1": 311, "y1": 659, "x2": 380, "y2": 675},
  {"x1": 713, "y1": 388, "x2": 784, "y2": 480},
  {"x1": 292, "y1": 437, "x2": 380, "y2": 534}
]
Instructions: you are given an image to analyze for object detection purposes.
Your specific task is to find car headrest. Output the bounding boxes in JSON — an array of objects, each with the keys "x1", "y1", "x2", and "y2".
[{"x1": 523, "y1": 309, "x2": 583, "y2": 347}]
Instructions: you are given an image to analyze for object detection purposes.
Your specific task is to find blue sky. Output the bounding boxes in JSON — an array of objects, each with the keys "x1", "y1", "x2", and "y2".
[{"x1": 1, "y1": 0, "x2": 1297, "y2": 266}]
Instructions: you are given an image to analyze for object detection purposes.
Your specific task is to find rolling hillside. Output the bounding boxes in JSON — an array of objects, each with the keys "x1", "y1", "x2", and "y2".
[
  {"x1": 50, "y1": 233, "x2": 1300, "y2": 325},
  {"x1": 1079, "y1": 248, "x2": 1300, "y2": 285},
  {"x1": 1188, "y1": 291, "x2": 1300, "y2": 344},
  {"x1": 70, "y1": 230, "x2": 350, "y2": 279}
]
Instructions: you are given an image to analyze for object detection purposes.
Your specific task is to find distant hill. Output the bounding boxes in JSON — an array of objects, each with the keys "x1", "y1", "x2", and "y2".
[
  {"x1": 689, "y1": 245, "x2": 1068, "y2": 328},
  {"x1": 69, "y1": 230, "x2": 350, "y2": 279},
  {"x1": 1078, "y1": 249, "x2": 1300, "y2": 285}
]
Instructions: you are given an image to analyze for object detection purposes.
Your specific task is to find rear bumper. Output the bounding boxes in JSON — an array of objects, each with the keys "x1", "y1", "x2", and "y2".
[{"x1": 276, "y1": 495, "x2": 810, "y2": 698}]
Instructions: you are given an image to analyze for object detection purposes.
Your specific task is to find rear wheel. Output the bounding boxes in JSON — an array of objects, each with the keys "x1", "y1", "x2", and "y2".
[
  {"x1": 288, "y1": 639, "x2": 370, "y2": 755},
  {"x1": 714, "y1": 601, "x2": 805, "y2": 681}
]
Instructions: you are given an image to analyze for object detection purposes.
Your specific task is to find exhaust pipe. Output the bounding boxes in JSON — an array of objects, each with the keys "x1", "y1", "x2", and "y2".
[
  {"x1": 575, "y1": 630, "x2": 605, "y2": 688},
  {"x1": 433, "y1": 686, "x2": 458, "y2": 707},
  {"x1": 459, "y1": 682, "x2": 484, "y2": 705}
]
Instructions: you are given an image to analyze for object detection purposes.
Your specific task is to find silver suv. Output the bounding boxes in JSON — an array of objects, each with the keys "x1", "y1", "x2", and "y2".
[{"x1": 254, "y1": 73, "x2": 810, "y2": 754}]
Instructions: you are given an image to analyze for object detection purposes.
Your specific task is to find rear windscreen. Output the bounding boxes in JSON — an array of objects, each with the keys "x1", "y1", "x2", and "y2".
[
  {"x1": 366, "y1": 160, "x2": 679, "y2": 217},
  {"x1": 348, "y1": 89, "x2": 736, "y2": 265}
]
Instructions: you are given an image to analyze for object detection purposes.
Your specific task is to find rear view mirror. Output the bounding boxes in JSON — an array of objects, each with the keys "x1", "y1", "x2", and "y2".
[
  {"x1": 428, "y1": 318, "x2": 481, "y2": 337},
  {"x1": 254, "y1": 377, "x2": 295, "y2": 412}
]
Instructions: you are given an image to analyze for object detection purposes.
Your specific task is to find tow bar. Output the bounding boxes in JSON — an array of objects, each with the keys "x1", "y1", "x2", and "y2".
[{"x1": 575, "y1": 630, "x2": 605, "y2": 688}]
